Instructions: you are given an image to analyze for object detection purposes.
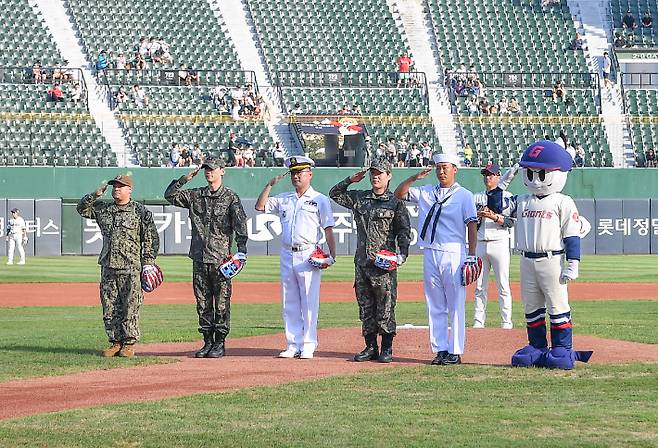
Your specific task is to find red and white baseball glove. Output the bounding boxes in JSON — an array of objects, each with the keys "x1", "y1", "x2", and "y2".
[
  {"x1": 373, "y1": 250, "x2": 406, "y2": 271},
  {"x1": 308, "y1": 246, "x2": 335, "y2": 269},
  {"x1": 141, "y1": 264, "x2": 164, "y2": 292},
  {"x1": 461, "y1": 256, "x2": 483, "y2": 286},
  {"x1": 218, "y1": 252, "x2": 247, "y2": 279}
]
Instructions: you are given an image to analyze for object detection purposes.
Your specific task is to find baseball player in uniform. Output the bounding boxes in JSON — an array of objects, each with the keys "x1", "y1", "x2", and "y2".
[
  {"x1": 472, "y1": 163, "x2": 515, "y2": 329},
  {"x1": 394, "y1": 153, "x2": 479, "y2": 365},
  {"x1": 255, "y1": 156, "x2": 336, "y2": 359},
  {"x1": 507, "y1": 140, "x2": 592, "y2": 369},
  {"x1": 77, "y1": 175, "x2": 160, "y2": 358},
  {"x1": 165, "y1": 157, "x2": 249, "y2": 358},
  {"x1": 329, "y1": 156, "x2": 411, "y2": 363},
  {"x1": 5, "y1": 208, "x2": 28, "y2": 265}
]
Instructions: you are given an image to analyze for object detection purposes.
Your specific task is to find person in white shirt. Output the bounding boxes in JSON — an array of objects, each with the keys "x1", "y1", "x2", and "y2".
[
  {"x1": 5, "y1": 208, "x2": 28, "y2": 265},
  {"x1": 255, "y1": 156, "x2": 337, "y2": 359},
  {"x1": 394, "y1": 153, "x2": 479, "y2": 366},
  {"x1": 472, "y1": 163, "x2": 515, "y2": 329}
]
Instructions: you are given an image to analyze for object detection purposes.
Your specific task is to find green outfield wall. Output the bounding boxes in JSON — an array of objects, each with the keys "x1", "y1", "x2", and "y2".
[{"x1": 0, "y1": 167, "x2": 656, "y2": 200}]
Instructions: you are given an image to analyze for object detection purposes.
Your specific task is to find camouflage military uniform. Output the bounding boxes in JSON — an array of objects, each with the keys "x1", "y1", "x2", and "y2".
[
  {"x1": 329, "y1": 178, "x2": 411, "y2": 337},
  {"x1": 164, "y1": 177, "x2": 248, "y2": 339},
  {"x1": 77, "y1": 195, "x2": 159, "y2": 344}
]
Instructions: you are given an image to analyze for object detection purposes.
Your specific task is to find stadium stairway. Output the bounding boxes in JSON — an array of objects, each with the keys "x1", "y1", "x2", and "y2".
[
  {"x1": 34, "y1": 0, "x2": 132, "y2": 166},
  {"x1": 211, "y1": 0, "x2": 299, "y2": 156},
  {"x1": 568, "y1": 0, "x2": 631, "y2": 166},
  {"x1": 392, "y1": 0, "x2": 460, "y2": 158}
]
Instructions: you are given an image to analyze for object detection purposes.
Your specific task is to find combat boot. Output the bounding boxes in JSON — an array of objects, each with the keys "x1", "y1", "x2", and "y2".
[
  {"x1": 118, "y1": 342, "x2": 135, "y2": 358},
  {"x1": 101, "y1": 342, "x2": 122, "y2": 357},
  {"x1": 354, "y1": 334, "x2": 379, "y2": 362},
  {"x1": 206, "y1": 332, "x2": 225, "y2": 358},
  {"x1": 195, "y1": 332, "x2": 214, "y2": 358},
  {"x1": 378, "y1": 333, "x2": 394, "y2": 363}
]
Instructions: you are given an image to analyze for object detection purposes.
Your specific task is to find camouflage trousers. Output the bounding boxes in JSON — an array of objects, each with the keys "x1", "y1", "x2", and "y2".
[
  {"x1": 193, "y1": 261, "x2": 232, "y2": 337},
  {"x1": 354, "y1": 263, "x2": 397, "y2": 336},
  {"x1": 100, "y1": 267, "x2": 143, "y2": 344}
]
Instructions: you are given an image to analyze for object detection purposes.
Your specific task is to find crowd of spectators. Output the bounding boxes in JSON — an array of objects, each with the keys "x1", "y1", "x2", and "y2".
[
  {"x1": 212, "y1": 84, "x2": 264, "y2": 120},
  {"x1": 370, "y1": 137, "x2": 434, "y2": 168},
  {"x1": 96, "y1": 36, "x2": 174, "y2": 73},
  {"x1": 112, "y1": 84, "x2": 149, "y2": 109}
]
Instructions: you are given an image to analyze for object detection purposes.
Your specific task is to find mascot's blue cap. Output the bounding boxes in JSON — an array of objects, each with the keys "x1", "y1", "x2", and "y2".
[{"x1": 520, "y1": 140, "x2": 573, "y2": 172}]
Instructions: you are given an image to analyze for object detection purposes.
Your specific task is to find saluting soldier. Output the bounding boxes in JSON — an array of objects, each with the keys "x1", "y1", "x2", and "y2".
[
  {"x1": 165, "y1": 156, "x2": 248, "y2": 358},
  {"x1": 329, "y1": 157, "x2": 411, "y2": 363},
  {"x1": 77, "y1": 174, "x2": 160, "y2": 358}
]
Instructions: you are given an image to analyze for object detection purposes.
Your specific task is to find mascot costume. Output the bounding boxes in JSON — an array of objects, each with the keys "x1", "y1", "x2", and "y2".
[{"x1": 498, "y1": 139, "x2": 593, "y2": 369}]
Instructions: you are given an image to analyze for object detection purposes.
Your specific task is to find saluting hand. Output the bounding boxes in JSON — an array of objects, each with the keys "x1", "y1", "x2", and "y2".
[
  {"x1": 94, "y1": 183, "x2": 108, "y2": 197},
  {"x1": 349, "y1": 170, "x2": 367, "y2": 183},
  {"x1": 267, "y1": 171, "x2": 288, "y2": 187},
  {"x1": 412, "y1": 167, "x2": 432, "y2": 181},
  {"x1": 183, "y1": 167, "x2": 200, "y2": 182}
]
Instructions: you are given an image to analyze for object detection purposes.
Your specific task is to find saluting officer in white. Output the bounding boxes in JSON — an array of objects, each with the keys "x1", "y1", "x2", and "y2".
[
  {"x1": 472, "y1": 163, "x2": 516, "y2": 329},
  {"x1": 255, "y1": 156, "x2": 337, "y2": 359},
  {"x1": 5, "y1": 208, "x2": 28, "y2": 265},
  {"x1": 395, "y1": 153, "x2": 478, "y2": 365}
]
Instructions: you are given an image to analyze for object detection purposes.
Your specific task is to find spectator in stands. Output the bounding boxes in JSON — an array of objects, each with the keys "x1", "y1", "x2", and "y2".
[
  {"x1": 153, "y1": 40, "x2": 173, "y2": 64},
  {"x1": 622, "y1": 10, "x2": 637, "y2": 30},
  {"x1": 470, "y1": 78, "x2": 484, "y2": 97},
  {"x1": 231, "y1": 85, "x2": 245, "y2": 106},
  {"x1": 169, "y1": 143, "x2": 181, "y2": 167},
  {"x1": 96, "y1": 51, "x2": 108, "y2": 72},
  {"x1": 478, "y1": 98, "x2": 490, "y2": 114},
  {"x1": 396, "y1": 52, "x2": 413, "y2": 87},
  {"x1": 420, "y1": 141, "x2": 432, "y2": 167},
  {"x1": 455, "y1": 79, "x2": 467, "y2": 97},
  {"x1": 138, "y1": 37, "x2": 150, "y2": 57},
  {"x1": 508, "y1": 96, "x2": 521, "y2": 113},
  {"x1": 463, "y1": 143, "x2": 473, "y2": 167},
  {"x1": 455, "y1": 63, "x2": 467, "y2": 82},
  {"x1": 552, "y1": 80, "x2": 567, "y2": 102},
  {"x1": 646, "y1": 148, "x2": 657, "y2": 168},
  {"x1": 134, "y1": 52, "x2": 147, "y2": 70},
  {"x1": 242, "y1": 145, "x2": 255, "y2": 167},
  {"x1": 642, "y1": 11, "x2": 653, "y2": 28},
  {"x1": 114, "y1": 86, "x2": 128, "y2": 109},
  {"x1": 191, "y1": 143, "x2": 204, "y2": 166},
  {"x1": 397, "y1": 137, "x2": 408, "y2": 167},
  {"x1": 132, "y1": 84, "x2": 148, "y2": 108},
  {"x1": 444, "y1": 67, "x2": 457, "y2": 89},
  {"x1": 231, "y1": 99, "x2": 242, "y2": 121},
  {"x1": 47, "y1": 83, "x2": 65, "y2": 102},
  {"x1": 466, "y1": 65, "x2": 478, "y2": 83},
  {"x1": 107, "y1": 52, "x2": 117, "y2": 69},
  {"x1": 187, "y1": 66, "x2": 200, "y2": 86},
  {"x1": 291, "y1": 102, "x2": 303, "y2": 114},
  {"x1": 272, "y1": 142, "x2": 285, "y2": 166},
  {"x1": 179, "y1": 145, "x2": 192, "y2": 167},
  {"x1": 116, "y1": 53, "x2": 127, "y2": 70},
  {"x1": 243, "y1": 94, "x2": 256, "y2": 115},
  {"x1": 465, "y1": 96, "x2": 479, "y2": 115},
  {"x1": 406, "y1": 143, "x2": 421, "y2": 167},
  {"x1": 570, "y1": 32, "x2": 587, "y2": 51},
  {"x1": 386, "y1": 137, "x2": 397, "y2": 165},
  {"x1": 52, "y1": 63, "x2": 63, "y2": 83},
  {"x1": 32, "y1": 61, "x2": 45, "y2": 84},
  {"x1": 541, "y1": 0, "x2": 560, "y2": 7},
  {"x1": 212, "y1": 85, "x2": 228, "y2": 112},
  {"x1": 498, "y1": 96, "x2": 509, "y2": 115},
  {"x1": 602, "y1": 51, "x2": 612, "y2": 88},
  {"x1": 614, "y1": 32, "x2": 627, "y2": 48},
  {"x1": 574, "y1": 144, "x2": 585, "y2": 167},
  {"x1": 62, "y1": 62, "x2": 74, "y2": 82},
  {"x1": 178, "y1": 64, "x2": 189, "y2": 85},
  {"x1": 489, "y1": 103, "x2": 498, "y2": 115},
  {"x1": 352, "y1": 104, "x2": 362, "y2": 115},
  {"x1": 625, "y1": 33, "x2": 636, "y2": 48},
  {"x1": 71, "y1": 82, "x2": 82, "y2": 104},
  {"x1": 338, "y1": 104, "x2": 351, "y2": 115},
  {"x1": 226, "y1": 132, "x2": 238, "y2": 166}
]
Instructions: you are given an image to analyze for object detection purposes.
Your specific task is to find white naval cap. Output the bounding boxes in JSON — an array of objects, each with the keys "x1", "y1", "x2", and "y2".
[
  {"x1": 284, "y1": 155, "x2": 315, "y2": 171},
  {"x1": 432, "y1": 153, "x2": 460, "y2": 167}
]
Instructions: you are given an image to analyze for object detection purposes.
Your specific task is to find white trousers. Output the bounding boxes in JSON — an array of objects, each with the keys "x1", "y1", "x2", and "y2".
[
  {"x1": 520, "y1": 255, "x2": 570, "y2": 315},
  {"x1": 7, "y1": 235, "x2": 25, "y2": 264},
  {"x1": 423, "y1": 249, "x2": 466, "y2": 354},
  {"x1": 280, "y1": 247, "x2": 322, "y2": 353},
  {"x1": 473, "y1": 239, "x2": 513, "y2": 327}
]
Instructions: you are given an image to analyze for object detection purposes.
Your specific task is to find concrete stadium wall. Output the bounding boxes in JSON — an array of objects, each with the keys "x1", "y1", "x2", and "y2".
[{"x1": 0, "y1": 167, "x2": 657, "y2": 201}]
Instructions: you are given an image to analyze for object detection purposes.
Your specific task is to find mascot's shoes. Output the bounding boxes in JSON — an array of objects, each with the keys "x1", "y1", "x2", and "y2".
[
  {"x1": 101, "y1": 342, "x2": 123, "y2": 357},
  {"x1": 431, "y1": 351, "x2": 449, "y2": 365},
  {"x1": 118, "y1": 344, "x2": 135, "y2": 358}
]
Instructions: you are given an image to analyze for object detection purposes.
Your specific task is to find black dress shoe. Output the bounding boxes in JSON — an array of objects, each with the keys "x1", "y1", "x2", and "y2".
[
  {"x1": 431, "y1": 350, "x2": 448, "y2": 365},
  {"x1": 440, "y1": 353, "x2": 461, "y2": 365}
]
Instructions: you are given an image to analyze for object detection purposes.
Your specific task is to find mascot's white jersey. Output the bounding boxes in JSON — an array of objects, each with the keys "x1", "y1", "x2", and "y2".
[{"x1": 514, "y1": 193, "x2": 581, "y2": 253}]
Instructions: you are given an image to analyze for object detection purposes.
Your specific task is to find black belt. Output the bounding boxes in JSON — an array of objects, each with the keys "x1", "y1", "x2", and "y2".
[
  {"x1": 289, "y1": 245, "x2": 312, "y2": 252},
  {"x1": 523, "y1": 250, "x2": 564, "y2": 259}
]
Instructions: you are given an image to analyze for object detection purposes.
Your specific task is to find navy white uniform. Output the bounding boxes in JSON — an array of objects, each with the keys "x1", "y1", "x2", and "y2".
[{"x1": 6, "y1": 210, "x2": 27, "y2": 265}]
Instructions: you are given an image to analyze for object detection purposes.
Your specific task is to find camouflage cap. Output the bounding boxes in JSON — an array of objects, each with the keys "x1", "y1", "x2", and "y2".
[
  {"x1": 201, "y1": 156, "x2": 226, "y2": 170},
  {"x1": 107, "y1": 174, "x2": 133, "y2": 188},
  {"x1": 369, "y1": 156, "x2": 392, "y2": 173}
]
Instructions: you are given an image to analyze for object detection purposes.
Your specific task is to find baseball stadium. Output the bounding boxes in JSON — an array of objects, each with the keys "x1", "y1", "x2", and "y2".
[{"x1": 1, "y1": 0, "x2": 658, "y2": 445}]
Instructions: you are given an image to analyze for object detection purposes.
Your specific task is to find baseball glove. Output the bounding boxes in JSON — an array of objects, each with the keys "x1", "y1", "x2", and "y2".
[
  {"x1": 373, "y1": 250, "x2": 406, "y2": 271},
  {"x1": 218, "y1": 252, "x2": 247, "y2": 279},
  {"x1": 461, "y1": 256, "x2": 483, "y2": 286},
  {"x1": 141, "y1": 264, "x2": 164, "y2": 292},
  {"x1": 308, "y1": 246, "x2": 335, "y2": 269}
]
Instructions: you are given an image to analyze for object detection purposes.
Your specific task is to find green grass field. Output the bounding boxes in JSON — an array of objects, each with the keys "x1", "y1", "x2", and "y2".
[
  {"x1": 0, "y1": 254, "x2": 656, "y2": 283},
  {"x1": 1, "y1": 254, "x2": 657, "y2": 446}
]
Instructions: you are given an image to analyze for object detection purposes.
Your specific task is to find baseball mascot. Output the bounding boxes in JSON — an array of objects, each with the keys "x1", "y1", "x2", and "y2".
[{"x1": 505, "y1": 140, "x2": 593, "y2": 369}]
